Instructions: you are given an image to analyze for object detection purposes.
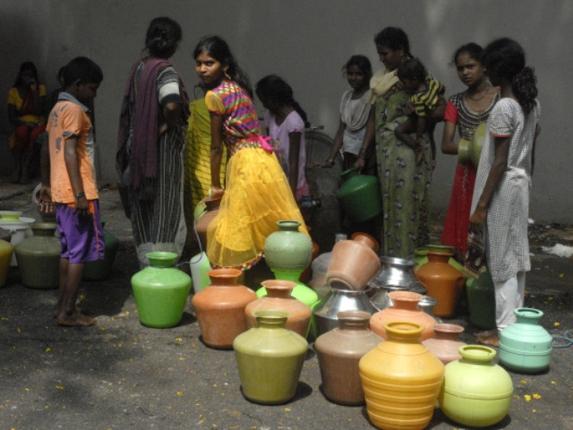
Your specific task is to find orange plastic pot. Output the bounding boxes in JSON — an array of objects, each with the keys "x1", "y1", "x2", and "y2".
[
  {"x1": 195, "y1": 196, "x2": 221, "y2": 247},
  {"x1": 359, "y1": 322, "x2": 444, "y2": 430},
  {"x1": 370, "y1": 291, "x2": 436, "y2": 340},
  {"x1": 245, "y1": 280, "x2": 312, "y2": 337},
  {"x1": 192, "y1": 268, "x2": 257, "y2": 349},
  {"x1": 326, "y1": 240, "x2": 381, "y2": 290},
  {"x1": 415, "y1": 250, "x2": 464, "y2": 317},
  {"x1": 351, "y1": 232, "x2": 380, "y2": 253}
]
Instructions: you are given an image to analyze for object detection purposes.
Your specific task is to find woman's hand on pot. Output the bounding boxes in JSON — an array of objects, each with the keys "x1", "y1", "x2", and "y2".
[{"x1": 470, "y1": 206, "x2": 487, "y2": 225}]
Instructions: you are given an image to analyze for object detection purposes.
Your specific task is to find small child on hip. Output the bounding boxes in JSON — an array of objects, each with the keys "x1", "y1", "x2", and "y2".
[
  {"x1": 394, "y1": 57, "x2": 445, "y2": 164},
  {"x1": 39, "y1": 56, "x2": 104, "y2": 327}
]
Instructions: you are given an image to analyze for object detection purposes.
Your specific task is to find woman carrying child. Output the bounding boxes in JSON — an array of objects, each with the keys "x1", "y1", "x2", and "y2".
[
  {"x1": 194, "y1": 36, "x2": 307, "y2": 269},
  {"x1": 441, "y1": 43, "x2": 499, "y2": 257},
  {"x1": 324, "y1": 55, "x2": 373, "y2": 171},
  {"x1": 470, "y1": 38, "x2": 541, "y2": 346},
  {"x1": 255, "y1": 75, "x2": 310, "y2": 202},
  {"x1": 354, "y1": 27, "x2": 434, "y2": 258}
]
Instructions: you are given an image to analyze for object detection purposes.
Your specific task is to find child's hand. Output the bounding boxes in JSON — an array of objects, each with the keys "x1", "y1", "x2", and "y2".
[
  {"x1": 353, "y1": 156, "x2": 366, "y2": 171},
  {"x1": 76, "y1": 195, "x2": 89, "y2": 217},
  {"x1": 398, "y1": 102, "x2": 414, "y2": 116},
  {"x1": 209, "y1": 186, "x2": 224, "y2": 199},
  {"x1": 322, "y1": 157, "x2": 335, "y2": 168},
  {"x1": 38, "y1": 185, "x2": 54, "y2": 215}
]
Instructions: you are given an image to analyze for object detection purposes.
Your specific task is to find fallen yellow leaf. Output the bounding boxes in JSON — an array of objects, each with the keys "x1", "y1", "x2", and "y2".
[
  {"x1": 554, "y1": 322, "x2": 561, "y2": 328},
  {"x1": 533, "y1": 393, "x2": 542, "y2": 400},
  {"x1": 176, "y1": 391, "x2": 184, "y2": 397},
  {"x1": 44, "y1": 347, "x2": 52, "y2": 353},
  {"x1": 524, "y1": 394, "x2": 532, "y2": 402},
  {"x1": 55, "y1": 384, "x2": 64, "y2": 390}
]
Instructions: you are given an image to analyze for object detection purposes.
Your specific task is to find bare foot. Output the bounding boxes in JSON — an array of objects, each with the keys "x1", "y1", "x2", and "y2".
[
  {"x1": 476, "y1": 332, "x2": 499, "y2": 347},
  {"x1": 56, "y1": 312, "x2": 96, "y2": 327}
]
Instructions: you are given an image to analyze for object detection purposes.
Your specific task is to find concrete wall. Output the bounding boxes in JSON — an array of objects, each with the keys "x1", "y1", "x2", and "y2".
[{"x1": 1, "y1": 0, "x2": 572, "y2": 222}]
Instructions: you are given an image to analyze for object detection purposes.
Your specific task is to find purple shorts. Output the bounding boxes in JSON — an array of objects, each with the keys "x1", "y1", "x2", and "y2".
[{"x1": 55, "y1": 200, "x2": 104, "y2": 264}]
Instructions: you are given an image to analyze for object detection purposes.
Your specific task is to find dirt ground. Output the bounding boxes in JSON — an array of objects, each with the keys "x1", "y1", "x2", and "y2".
[{"x1": 0, "y1": 181, "x2": 572, "y2": 430}]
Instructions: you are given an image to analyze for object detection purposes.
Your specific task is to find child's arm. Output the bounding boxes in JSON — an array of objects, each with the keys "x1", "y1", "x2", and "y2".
[
  {"x1": 209, "y1": 112, "x2": 225, "y2": 197},
  {"x1": 354, "y1": 107, "x2": 374, "y2": 170},
  {"x1": 288, "y1": 132, "x2": 301, "y2": 194},
  {"x1": 39, "y1": 134, "x2": 53, "y2": 214},
  {"x1": 415, "y1": 115, "x2": 426, "y2": 142},
  {"x1": 324, "y1": 120, "x2": 345, "y2": 167},
  {"x1": 470, "y1": 136, "x2": 511, "y2": 225},
  {"x1": 394, "y1": 117, "x2": 417, "y2": 149},
  {"x1": 63, "y1": 136, "x2": 88, "y2": 212}
]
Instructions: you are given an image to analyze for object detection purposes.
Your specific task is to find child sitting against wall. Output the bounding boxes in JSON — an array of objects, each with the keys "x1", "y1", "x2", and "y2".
[{"x1": 394, "y1": 57, "x2": 445, "y2": 163}]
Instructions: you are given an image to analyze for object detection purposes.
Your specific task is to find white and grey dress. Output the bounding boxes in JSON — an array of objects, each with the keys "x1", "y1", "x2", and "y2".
[
  {"x1": 126, "y1": 64, "x2": 187, "y2": 266},
  {"x1": 471, "y1": 98, "x2": 541, "y2": 283}
]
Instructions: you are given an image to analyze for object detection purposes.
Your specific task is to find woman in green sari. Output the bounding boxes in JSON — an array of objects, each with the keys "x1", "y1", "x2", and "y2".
[{"x1": 355, "y1": 27, "x2": 433, "y2": 258}]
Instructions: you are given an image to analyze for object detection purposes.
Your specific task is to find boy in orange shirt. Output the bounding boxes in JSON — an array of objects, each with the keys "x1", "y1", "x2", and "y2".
[{"x1": 40, "y1": 57, "x2": 104, "y2": 326}]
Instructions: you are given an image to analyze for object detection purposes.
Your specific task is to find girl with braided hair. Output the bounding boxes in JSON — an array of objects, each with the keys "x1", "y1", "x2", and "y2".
[{"x1": 469, "y1": 38, "x2": 541, "y2": 346}]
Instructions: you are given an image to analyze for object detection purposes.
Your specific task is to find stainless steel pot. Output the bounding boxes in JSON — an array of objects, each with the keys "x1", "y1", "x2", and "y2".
[
  {"x1": 313, "y1": 287, "x2": 377, "y2": 336},
  {"x1": 369, "y1": 256, "x2": 426, "y2": 310},
  {"x1": 418, "y1": 295, "x2": 438, "y2": 316}
]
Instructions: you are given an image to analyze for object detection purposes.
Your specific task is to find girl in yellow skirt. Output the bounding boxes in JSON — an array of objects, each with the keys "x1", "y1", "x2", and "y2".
[{"x1": 193, "y1": 35, "x2": 308, "y2": 269}]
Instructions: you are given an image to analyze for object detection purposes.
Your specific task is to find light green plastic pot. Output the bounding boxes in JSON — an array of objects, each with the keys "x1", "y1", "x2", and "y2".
[
  {"x1": 131, "y1": 252, "x2": 192, "y2": 328},
  {"x1": 233, "y1": 310, "x2": 308, "y2": 404},
  {"x1": 264, "y1": 220, "x2": 312, "y2": 275},
  {"x1": 499, "y1": 308, "x2": 553, "y2": 373},
  {"x1": 440, "y1": 345, "x2": 513, "y2": 428}
]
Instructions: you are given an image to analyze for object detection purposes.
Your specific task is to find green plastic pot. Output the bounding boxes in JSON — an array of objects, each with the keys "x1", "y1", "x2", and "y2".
[
  {"x1": 264, "y1": 220, "x2": 312, "y2": 275},
  {"x1": 336, "y1": 169, "x2": 382, "y2": 223},
  {"x1": 233, "y1": 310, "x2": 308, "y2": 404},
  {"x1": 440, "y1": 345, "x2": 513, "y2": 428},
  {"x1": 15, "y1": 223, "x2": 60, "y2": 289},
  {"x1": 465, "y1": 271, "x2": 496, "y2": 330},
  {"x1": 499, "y1": 308, "x2": 553, "y2": 373},
  {"x1": 83, "y1": 225, "x2": 119, "y2": 281},
  {"x1": 131, "y1": 252, "x2": 192, "y2": 328}
]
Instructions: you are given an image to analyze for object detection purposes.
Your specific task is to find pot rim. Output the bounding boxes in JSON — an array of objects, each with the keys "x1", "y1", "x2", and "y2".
[{"x1": 380, "y1": 256, "x2": 414, "y2": 267}]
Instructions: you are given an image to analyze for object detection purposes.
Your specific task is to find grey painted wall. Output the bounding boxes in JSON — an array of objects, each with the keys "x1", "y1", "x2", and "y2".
[{"x1": 1, "y1": 0, "x2": 572, "y2": 222}]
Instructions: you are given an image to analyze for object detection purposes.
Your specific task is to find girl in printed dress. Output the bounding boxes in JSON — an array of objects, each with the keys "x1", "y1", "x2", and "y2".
[{"x1": 193, "y1": 36, "x2": 308, "y2": 269}]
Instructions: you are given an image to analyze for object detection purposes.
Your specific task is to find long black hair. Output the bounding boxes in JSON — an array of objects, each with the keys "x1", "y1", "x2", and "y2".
[
  {"x1": 452, "y1": 42, "x2": 483, "y2": 65},
  {"x1": 342, "y1": 55, "x2": 373, "y2": 81},
  {"x1": 374, "y1": 27, "x2": 411, "y2": 56},
  {"x1": 193, "y1": 35, "x2": 253, "y2": 97},
  {"x1": 145, "y1": 16, "x2": 182, "y2": 59},
  {"x1": 482, "y1": 38, "x2": 538, "y2": 114},
  {"x1": 14, "y1": 61, "x2": 38, "y2": 87},
  {"x1": 255, "y1": 74, "x2": 309, "y2": 127}
]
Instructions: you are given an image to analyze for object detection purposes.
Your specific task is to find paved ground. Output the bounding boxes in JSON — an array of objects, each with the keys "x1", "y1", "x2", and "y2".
[{"x1": 0, "y1": 179, "x2": 572, "y2": 430}]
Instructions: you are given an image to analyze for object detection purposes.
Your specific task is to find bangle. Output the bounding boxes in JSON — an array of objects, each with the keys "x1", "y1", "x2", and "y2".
[{"x1": 76, "y1": 191, "x2": 86, "y2": 199}]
